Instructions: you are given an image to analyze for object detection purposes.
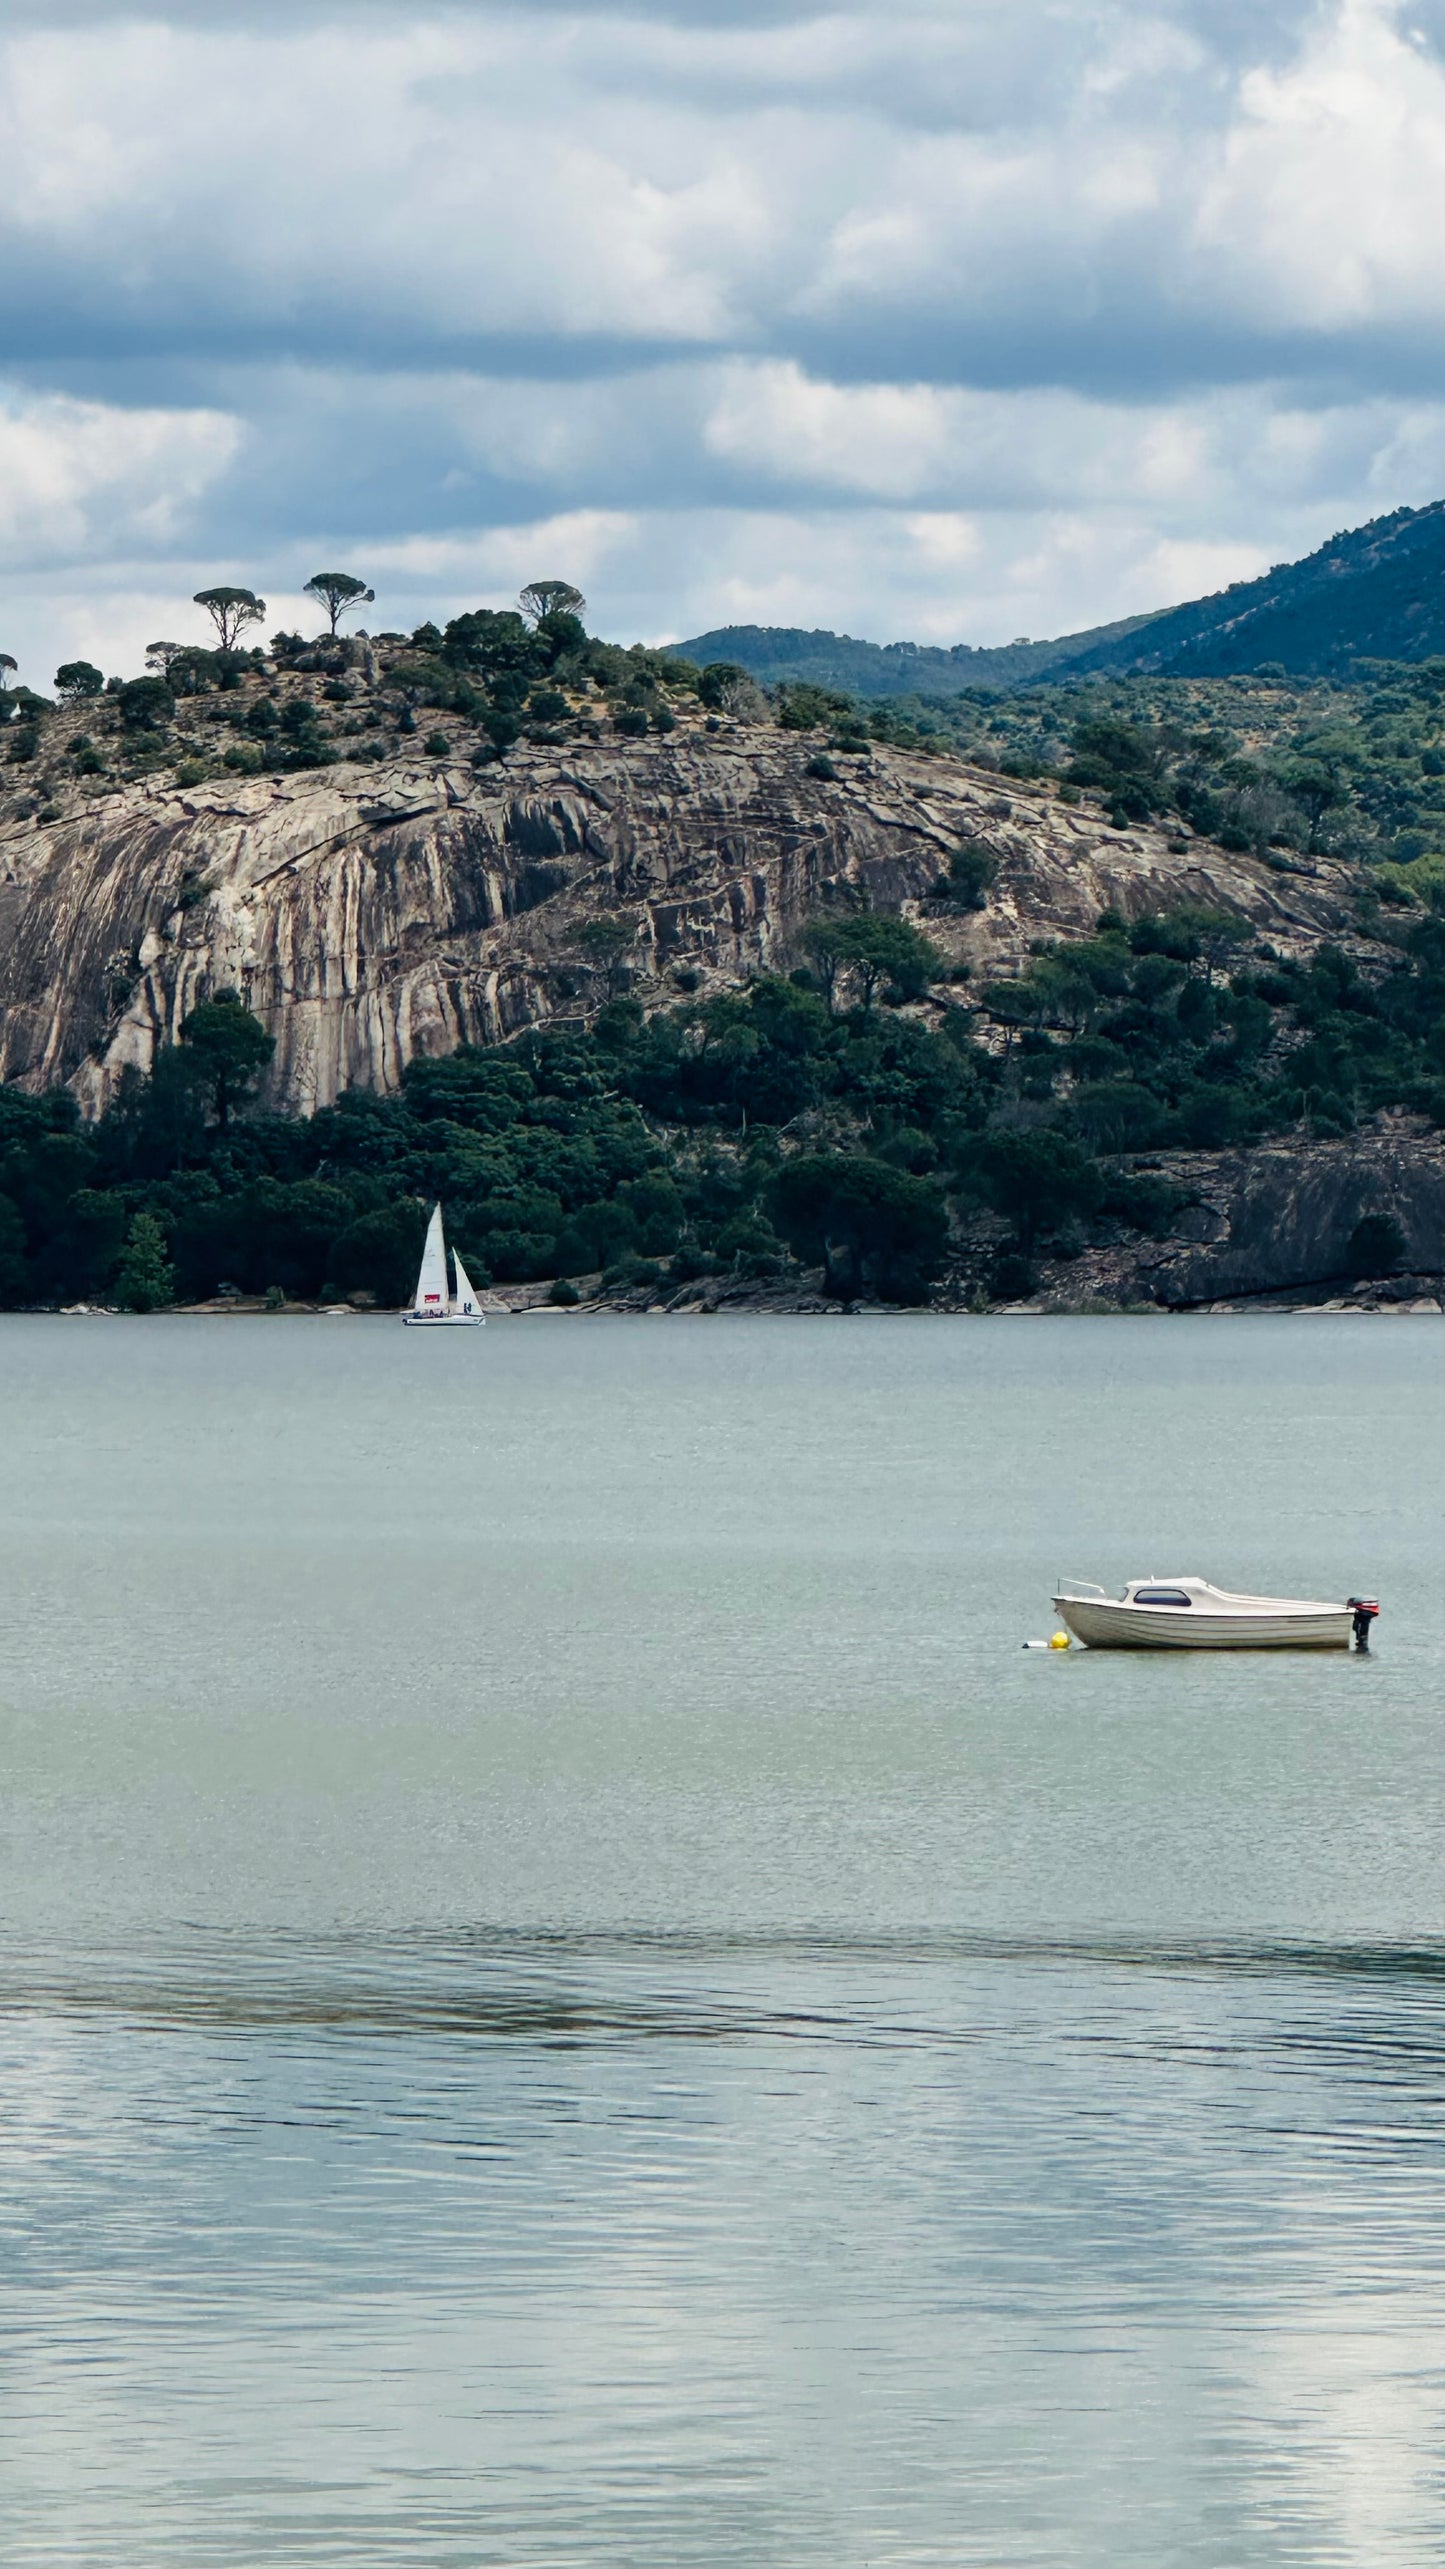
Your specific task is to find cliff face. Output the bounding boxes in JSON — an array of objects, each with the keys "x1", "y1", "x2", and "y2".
[
  {"x1": 1035, "y1": 1125, "x2": 1445, "y2": 1309},
  {"x1": 0, "y1": 723, "x2": 1367, "y2": 1119}
]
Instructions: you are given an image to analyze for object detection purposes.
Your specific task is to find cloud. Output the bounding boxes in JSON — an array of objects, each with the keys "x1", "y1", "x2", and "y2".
[
  {"x1": 4, "y1": 0, "x2": 1445, "y2": 680},
  {"x1": 0, "y1": 387, "x2": 239, "y2": 567}
]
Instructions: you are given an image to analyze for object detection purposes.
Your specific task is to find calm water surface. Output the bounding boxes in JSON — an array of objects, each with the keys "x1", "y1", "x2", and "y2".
[{"x1": 2, "y1": 1315, "x2": 1444, "y2": 2565}]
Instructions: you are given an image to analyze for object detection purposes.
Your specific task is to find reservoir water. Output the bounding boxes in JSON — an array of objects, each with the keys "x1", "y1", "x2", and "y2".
[{"x1": 2, "y1": 1314, "x2": 1445, "y2": 2566}]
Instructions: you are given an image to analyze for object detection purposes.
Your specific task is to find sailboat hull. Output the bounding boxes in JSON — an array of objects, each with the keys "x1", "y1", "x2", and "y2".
[{"x1": 402, "y1": 1310, "x2": 483, "y2": 1326}]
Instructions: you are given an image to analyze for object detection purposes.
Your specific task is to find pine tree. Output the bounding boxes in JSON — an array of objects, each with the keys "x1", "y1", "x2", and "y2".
[{"x1": 115, "y1": 1213, "x2": 175, "y2": 1313}]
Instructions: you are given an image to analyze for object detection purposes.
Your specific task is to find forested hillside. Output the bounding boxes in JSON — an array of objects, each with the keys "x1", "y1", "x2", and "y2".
[
  {"x1": 669, "y1": 615, "x2": 1157, "y2": 699},
  {"x1": 8, "y1": 579, "x2": 1445, "y2": 1311},
  {"x1": 6, "y1": 882, "x2": 1445, "y2": 1315},
  {"x1": 677, "y1": 498, "x2": 1445, "y2": 695}
]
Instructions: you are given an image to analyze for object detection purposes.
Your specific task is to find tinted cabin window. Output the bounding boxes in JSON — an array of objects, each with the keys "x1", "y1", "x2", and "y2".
[{"x1": 1134, "y1": 1588, "x2": 1192, "y2": 1608}]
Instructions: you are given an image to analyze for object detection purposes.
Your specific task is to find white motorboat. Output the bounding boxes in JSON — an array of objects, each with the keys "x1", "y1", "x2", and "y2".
[
  {"x1": 402, "y1": 1202, "x2": 485, "y2": 1327},
  {"x1": 1052, "y1": 1577, "x2": 1379, "y2": 1651}
]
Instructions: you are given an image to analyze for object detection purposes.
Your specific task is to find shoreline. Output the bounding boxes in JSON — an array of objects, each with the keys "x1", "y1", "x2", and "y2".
[{"x1": 40, "y1": 1278, "x2": 1445, "y2": 1320}]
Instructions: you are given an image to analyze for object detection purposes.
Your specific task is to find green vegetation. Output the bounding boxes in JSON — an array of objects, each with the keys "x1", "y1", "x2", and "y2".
[
  {"x1": 5, "y1": 868, "x2": 1445, "y2": 1310},
  {"x1": 12, "y1": 557, "x2": 1445, "y2": 886},
  {"x1": 55, "y1": 661, "x2": 104, "y2": 702},
  {"x1": 796, "y1": 659, "x2": 1445, "y2": 879},
  {"x1": 303, "y1": 572, "x2": 375, "y2": 637},
  {"x1": 193, "y1": 588, "x2": 267, "y2": 651},
  {"x1": 676, "y1": 499, "x2": 1445, "y2": 693},
  {"x1": 11, "y1": 553, "x2": 1445, "y2": 1308}
]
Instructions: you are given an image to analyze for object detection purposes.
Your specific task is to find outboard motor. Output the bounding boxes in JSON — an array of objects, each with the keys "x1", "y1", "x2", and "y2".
[{"x1": 1348, "y1": 1597, "x2": 1380, "y2": 1652}]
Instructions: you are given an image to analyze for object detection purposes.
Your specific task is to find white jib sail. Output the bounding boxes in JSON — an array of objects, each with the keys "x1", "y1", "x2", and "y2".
[
  {"x1": 451, "y1": 1251, "x2": 484, "y2": 1320},
  {"x1": 413, "y1": 1202, "x2": 449, "y2": 1316}
]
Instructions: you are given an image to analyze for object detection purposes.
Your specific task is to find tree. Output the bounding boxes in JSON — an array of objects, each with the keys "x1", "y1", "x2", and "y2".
[
  {"x1": 698, "y1": 661, "x2": 766, "y2": 719},
  {"x1": 1130, "y1": 904, "x2": 1250, "y2": 982},
  {"x1": 803, "y1": 917, "x2": 848, "y2": 1010},
  {"x1": 1281, "y1": 757, "x2": 1348, "y2": 850},
  {"x1": 303, "y1": 571, "x2": 375, "y2": 638},
  {"x1": 961, "y1": 1127, "x2": 1102, "y2": 1255},
  {"x1": 519, "y1": 580, "x2": 585, "y2": 627},
  {"x1": 831, "y1": 914, "x2": 940, "y2": 1011},
  {"x1": 0, "y1": 1191, "x2": 28, "y2": 1305},
  {"x1": 576, "y1": 914, "x2": 636, "y2": 998},
  {"x1": 178, "y1": 990, "x2": 275, "y2": 1130},
  {"x1": 115, "y1": 1211, "x2": 175, "y2": 1312},
  {"x1": 193, "y1": 587, "x2": 266, "y2": 651},
  {"x1": 327, "y1": 1201, "x2": 429, "y2": 1308},
  {"x1": 118, "y1": 676, "x2": 175, "y2": 732},
  {"x1": 776, "y1": 681, "x2": 853, "y2": 731},
  {"x1": 145, "y1": 641, "x2": 188, "y2": 680},
  {"x1": 442, "y1": 609, "x2": 543, "y2": 683},
  {"x1": 54, "y1": 661, "x2": 104, "y2": 701},
  {"x1": 941, "y1": 841, "x2": 998, "y2": 910},
  {"x1": 0, "y1": 654, "x2": 15, "y2": 694},
  {"x1": 768, "y1": 1153, "x2": 949, "y2": 1302}
]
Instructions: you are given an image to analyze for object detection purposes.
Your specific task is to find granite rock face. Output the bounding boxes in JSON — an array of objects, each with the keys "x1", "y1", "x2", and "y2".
[
  {"x1": 0, "y1": 727, "x2": 1368, "y2": 1120},
  {"x1": 1043, "y1": 1126, "x2": 1445, "y2": 1307}
]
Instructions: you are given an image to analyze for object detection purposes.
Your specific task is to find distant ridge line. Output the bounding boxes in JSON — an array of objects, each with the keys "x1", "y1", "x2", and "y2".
[{"x1": 669, "y1": 498, "x2": 1445, "y2": 697}]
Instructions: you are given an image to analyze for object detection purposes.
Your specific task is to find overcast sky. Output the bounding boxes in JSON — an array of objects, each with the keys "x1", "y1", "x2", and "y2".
[{"x1": 4, "y1": 0, "x2": 1445, "y2": 681}]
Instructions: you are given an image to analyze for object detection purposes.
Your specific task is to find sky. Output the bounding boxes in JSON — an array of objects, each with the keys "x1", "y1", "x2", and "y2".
[{"x1": 5, "y1": 0, "x2": 1445, "y2": 682}]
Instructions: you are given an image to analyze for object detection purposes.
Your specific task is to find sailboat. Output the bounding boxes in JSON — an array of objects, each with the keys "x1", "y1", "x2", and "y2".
[{"x1": 402, "y1": 1202, "x2": 485, "y2": 1326}]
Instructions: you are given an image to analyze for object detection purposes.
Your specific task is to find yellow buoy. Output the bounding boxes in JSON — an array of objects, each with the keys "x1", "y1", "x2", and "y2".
[{"x1": 1049, "y1": 1630, "x2": 1071, "y2": 1651}]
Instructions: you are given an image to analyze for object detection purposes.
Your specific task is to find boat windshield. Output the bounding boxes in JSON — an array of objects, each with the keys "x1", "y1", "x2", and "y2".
[{"x1": 1133, "y1": 1588, "x2": 1193, "y2": 1607}]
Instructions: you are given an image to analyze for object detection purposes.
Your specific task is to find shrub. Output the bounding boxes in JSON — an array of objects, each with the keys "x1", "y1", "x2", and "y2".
[
  {"x1": 613, "y1": 706, "x2": 649, "y2": 737},
  {"x1": 118, "y1": 676, "x2": 175, "y2": 732},
  {"x1": 601, "y1": 1255, "x2": 664, "y2": 1292},
  {"x1": 424, "y1": 731, "x2": 452, "y2": 758},
  {"x1": 944, "y1": 842, "x2": 999, "y2": 910},
  {"x1": 548, "y1": 1277, "x2": 581, "y2": 1306}
]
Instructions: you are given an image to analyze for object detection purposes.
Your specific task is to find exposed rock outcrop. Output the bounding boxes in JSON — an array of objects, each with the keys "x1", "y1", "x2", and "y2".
[
  {"x1": 0, "y1": 723, "x2": 1369, "y2": 1119},
  {"x1": 1039, "y1": 1123, "x2": 1445, "y2": 1308}
]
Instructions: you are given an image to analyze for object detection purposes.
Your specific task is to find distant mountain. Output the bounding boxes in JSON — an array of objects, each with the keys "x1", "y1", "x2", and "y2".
[
  {"x1": 673, "y1": 499, "x2": 1445, "y2": 695},
  {"x1": 667, "y1": 615, "x2": 1160, "y2": 699},
  {"x1": 1064, "y1": 501, "x2": 1445, "y2": 680}
]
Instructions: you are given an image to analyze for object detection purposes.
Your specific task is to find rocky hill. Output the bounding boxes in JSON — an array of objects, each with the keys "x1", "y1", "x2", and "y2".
[
  {"x1": 0, "y1": 641, "x2": 1373, "y2": 1122},
  {"x1": 7, "y1": 624, "x2": 1445, "y2": 1319}
]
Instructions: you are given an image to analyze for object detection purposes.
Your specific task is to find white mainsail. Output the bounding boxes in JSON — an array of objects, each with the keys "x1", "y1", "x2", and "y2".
[
  {"x1": 451, "y1": 1250, "x2": 484, "y2": 1322},
  {"x1": 413, "y1": 1202, "x2": 449, "y2": 1316}
]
